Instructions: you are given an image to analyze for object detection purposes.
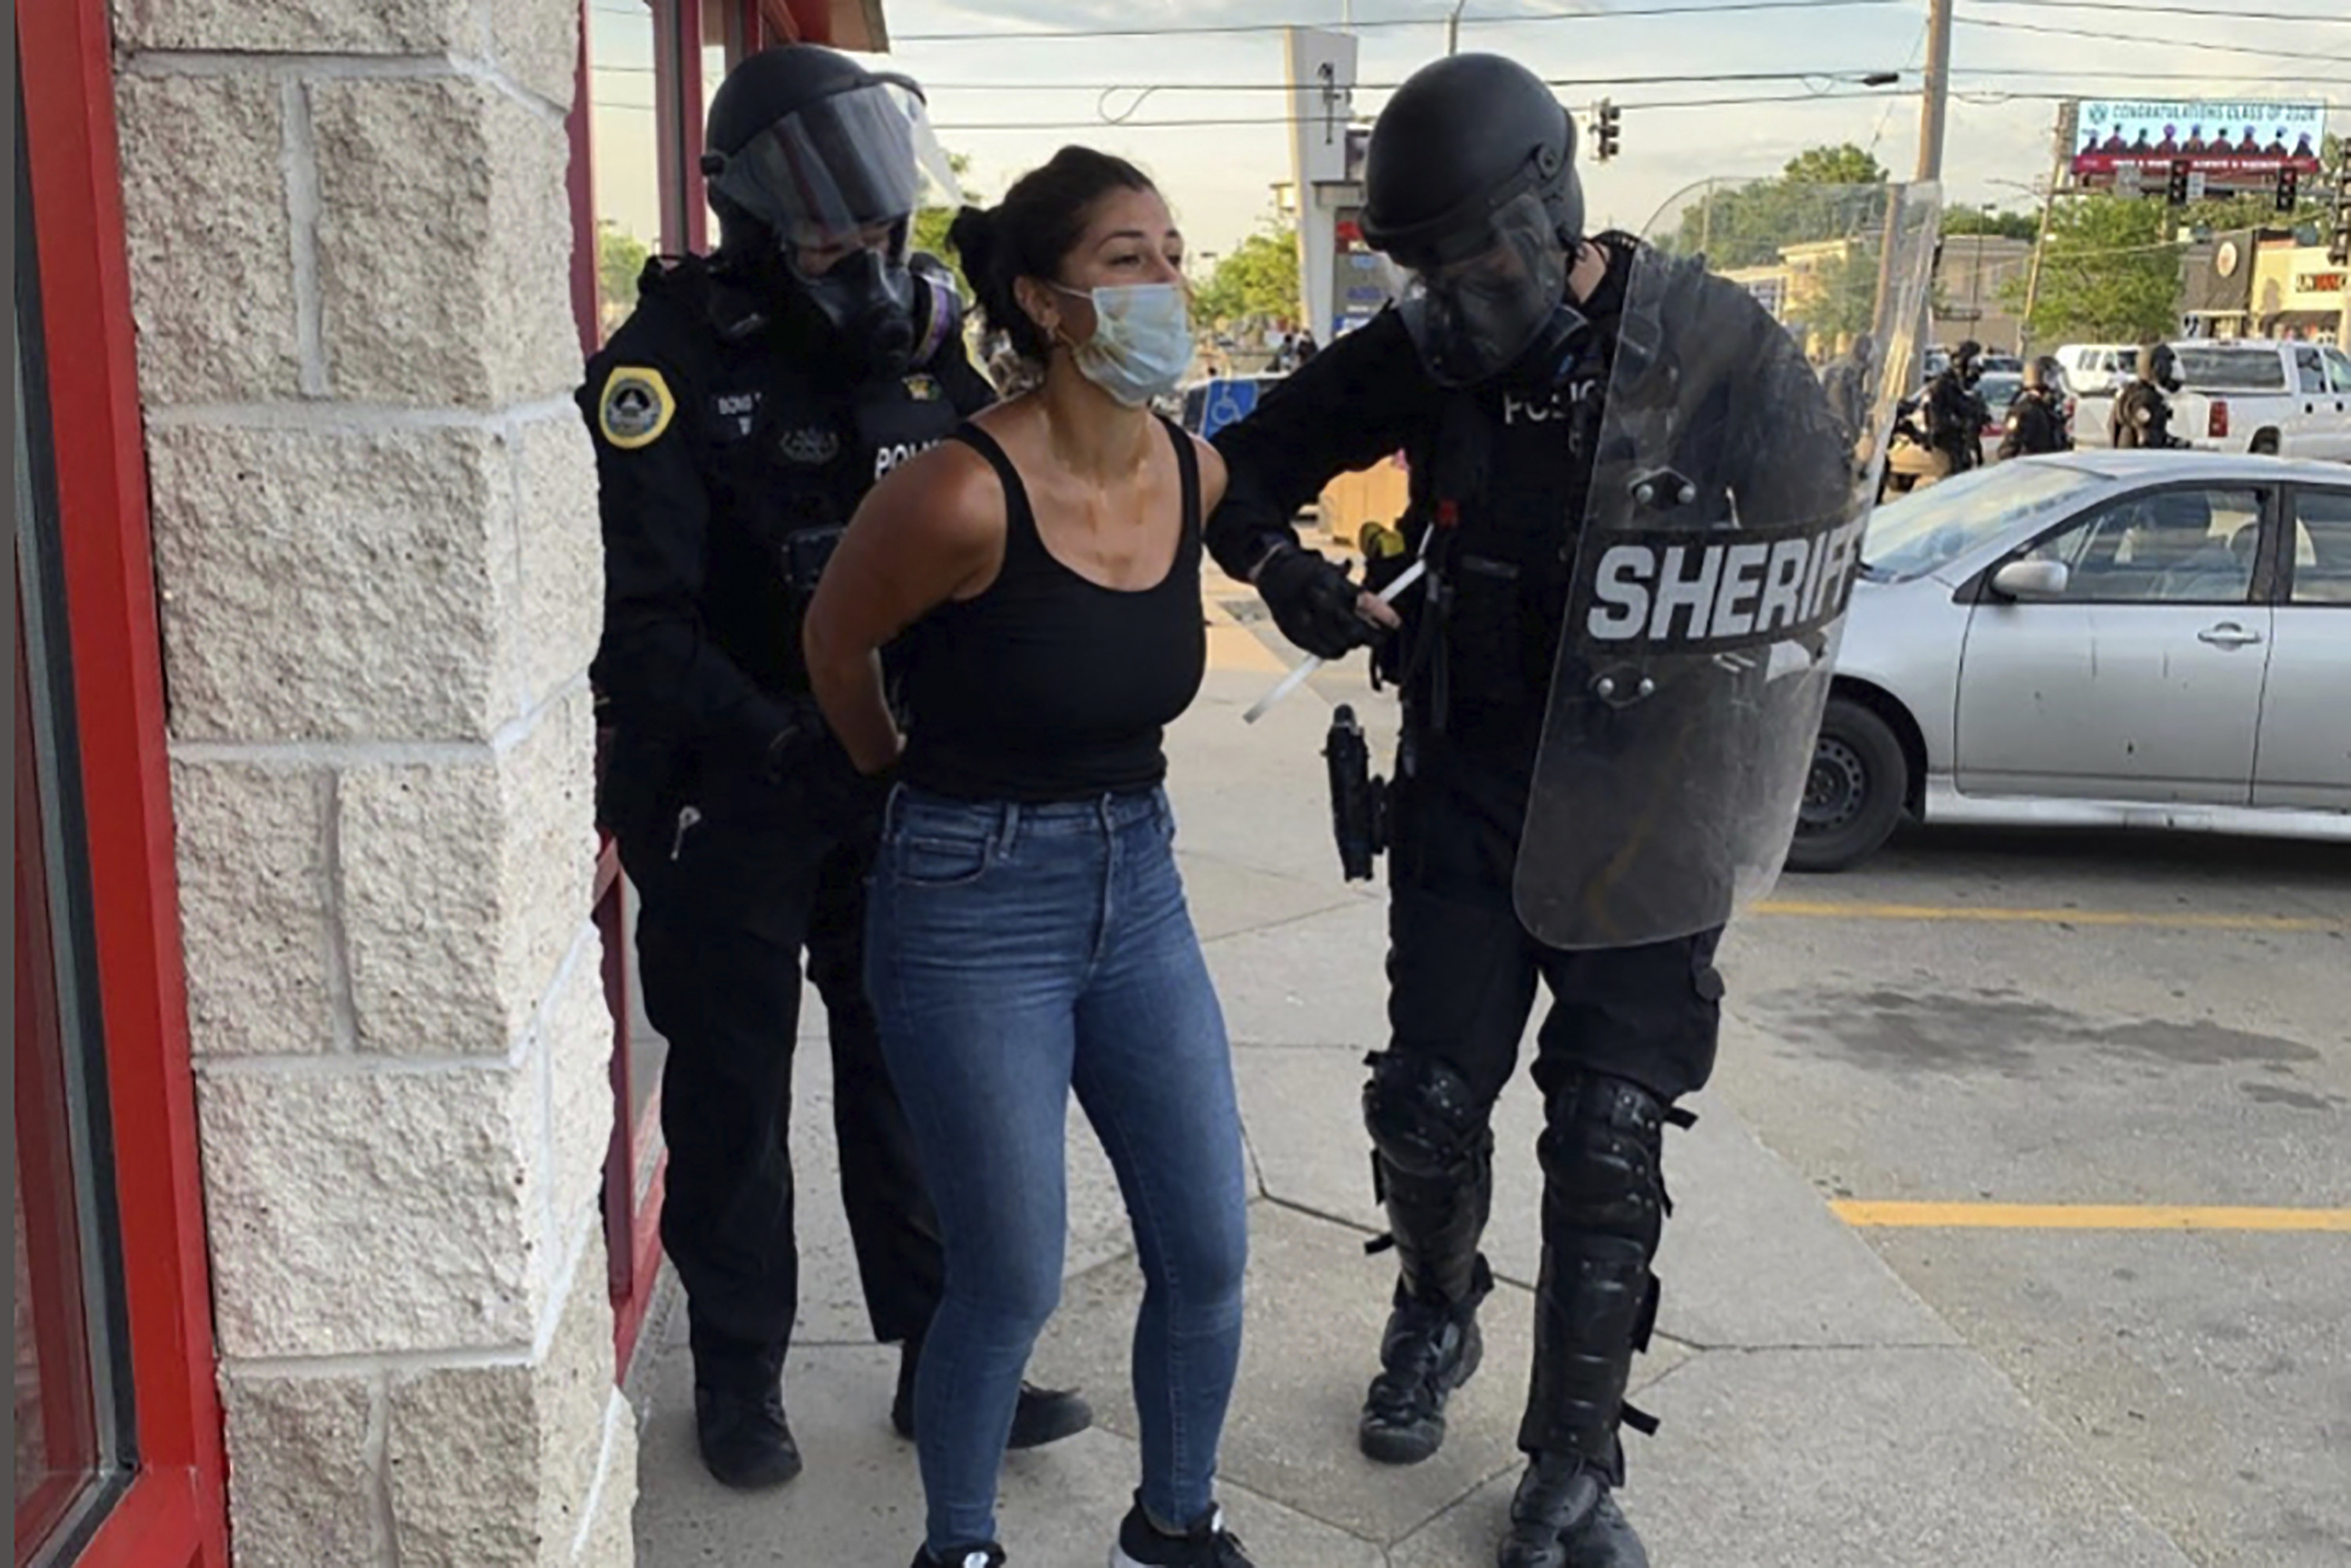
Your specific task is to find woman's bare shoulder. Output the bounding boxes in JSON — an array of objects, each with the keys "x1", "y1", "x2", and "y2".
[{"x1": 860, "y1": 429, "x2": 1006, "y2": 552}]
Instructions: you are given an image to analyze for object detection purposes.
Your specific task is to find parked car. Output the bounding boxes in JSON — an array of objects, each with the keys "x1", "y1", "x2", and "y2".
[
  {"x1": 1795, "y1": 451, "x2": 2351, "y2": 871},
  {"x1": 2071, "y1": 339, "x2": 2351, "y2": 461},
  {"x1": 2053, "y1": 342, "x2": 2139, "y2": 397}
]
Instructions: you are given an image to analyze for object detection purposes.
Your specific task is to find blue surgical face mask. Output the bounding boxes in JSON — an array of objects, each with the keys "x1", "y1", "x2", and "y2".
[{"x1": 1055, "y1": 282, "x2": 1194, "y2": 407}]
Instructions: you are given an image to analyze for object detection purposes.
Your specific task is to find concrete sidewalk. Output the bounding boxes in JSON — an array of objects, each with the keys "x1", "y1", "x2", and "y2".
[{"x1": 629, "y1": 657, "x2": 2194, "y2": 1567}]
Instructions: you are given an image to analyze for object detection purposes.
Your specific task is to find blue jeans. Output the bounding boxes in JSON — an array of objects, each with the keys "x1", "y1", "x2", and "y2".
[{"x1": 867, "y1": 784, "x2": 1249, "y2": 1551}]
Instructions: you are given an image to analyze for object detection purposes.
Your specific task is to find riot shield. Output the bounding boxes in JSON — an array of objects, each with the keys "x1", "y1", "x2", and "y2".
[{"x1": 1512, "y1": 179, "x2": 1940, "y2": 950}]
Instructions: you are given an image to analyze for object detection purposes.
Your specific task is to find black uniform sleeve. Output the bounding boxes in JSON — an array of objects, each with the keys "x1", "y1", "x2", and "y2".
[
  {"x1": 581, "y1": 334, "x2": 798, "y2": 769},
  {"x1": 1207, "y1": 313, "x2": 1433, "y2": 581}
]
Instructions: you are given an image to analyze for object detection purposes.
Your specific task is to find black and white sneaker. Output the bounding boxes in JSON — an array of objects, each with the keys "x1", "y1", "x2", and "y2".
[
  {"x1": 1109, "y1": 1496, "x2": 1256, "y2": 1568},
  {"x1": 911, "y1": 1544, "x2": 1005, "y2": 1568}
]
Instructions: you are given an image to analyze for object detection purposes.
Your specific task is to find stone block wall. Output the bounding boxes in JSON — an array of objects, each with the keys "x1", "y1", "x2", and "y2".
[{"x1": 109, "y1": 2, "x2": 633, "y2": 1561}]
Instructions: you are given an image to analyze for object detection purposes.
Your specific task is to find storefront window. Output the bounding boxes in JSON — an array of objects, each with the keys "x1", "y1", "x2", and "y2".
[
  {"x1": 588, "y1": 0, "x2": 672, "y2": 342},
  {"x1": 13, "y1": 189, "x2": 134, "y2": 1566}
]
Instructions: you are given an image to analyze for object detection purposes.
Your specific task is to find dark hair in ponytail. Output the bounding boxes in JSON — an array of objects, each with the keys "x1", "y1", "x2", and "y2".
[{"x1": 948, "y1": 146, "x2": 1157, "y2": 363}]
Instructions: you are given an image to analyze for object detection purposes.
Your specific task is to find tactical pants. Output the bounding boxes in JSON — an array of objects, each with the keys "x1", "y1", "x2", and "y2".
[
  {"x1": 1373, "y1": 730, "x2": 1724, "y2": 1466},
  {"x1": 619, "y1": 768, "x2": 945, "y2": 1379}
]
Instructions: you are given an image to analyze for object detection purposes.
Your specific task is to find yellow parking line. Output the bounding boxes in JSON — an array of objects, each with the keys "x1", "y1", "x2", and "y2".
[
  {"x1": 1753, "y1": 900, "x2": 2341, "y2": 933},
  {"x1": 1833, "y1": 1201, "x2": 2351, "y2": 1233}
]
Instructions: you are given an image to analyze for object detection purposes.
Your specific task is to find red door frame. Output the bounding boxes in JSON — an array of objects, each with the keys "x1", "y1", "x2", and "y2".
[{"x1": 16, "y1": 0, "x2": 232, "y2": 1563}]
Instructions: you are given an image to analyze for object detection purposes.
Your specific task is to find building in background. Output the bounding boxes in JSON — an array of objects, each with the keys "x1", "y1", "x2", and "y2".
[{"x1": 14, "y1": 2, "x2": 879, "y2": 1565}]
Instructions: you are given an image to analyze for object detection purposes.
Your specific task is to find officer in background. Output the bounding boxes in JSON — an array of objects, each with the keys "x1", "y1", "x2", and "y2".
[
  {"x1": 1921, "y1": 338, "x2": 1989, "y2": 476},
  {"x1": 1211, "y1": 53, "x2": 1849, "y2": 1568},
  {"x1": 1820, "y1": 329, "x2": 1879, "y2": 470},
  {"x1": 1998, "y1": 355, "x2": 2073, "y2": 458},
  {"x1": 2112, "y1": 342, "x2": 2186, "y2": 449},
  {"x1": 581, "y1": 45, "x2": 1089, "y2": 1490}
]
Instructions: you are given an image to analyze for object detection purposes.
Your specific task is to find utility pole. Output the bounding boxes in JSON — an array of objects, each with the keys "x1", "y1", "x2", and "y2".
[
  {"x1": 1446, "y1": 0, "x2": 1467, "y2": 56},
  {"x1": 2019, "y1": 103, "x2": 2070, "y2": 355},
  {"x1": 1916, "y1": 0, "x2": 1952, "y2": 183}
]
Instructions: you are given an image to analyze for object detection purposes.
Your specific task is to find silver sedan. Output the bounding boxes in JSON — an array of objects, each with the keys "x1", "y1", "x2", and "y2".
[{"x1": 1793, "y1": 450, "x2": 2351, "y2": 871}]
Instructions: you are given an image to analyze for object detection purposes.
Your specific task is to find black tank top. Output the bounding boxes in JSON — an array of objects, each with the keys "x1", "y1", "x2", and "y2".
[{"x1": 897, "y1": 418, "x2": 1206, "y2": 802}]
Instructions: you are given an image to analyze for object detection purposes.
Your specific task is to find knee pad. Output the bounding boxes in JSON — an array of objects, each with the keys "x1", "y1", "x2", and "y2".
[
  {"x1": 1535, "y1": 1072, "x2": 1672, "y2": 1254},
  {"x1": 1362, "y1": 1050, "x2": 1492, "y2": 1183}
]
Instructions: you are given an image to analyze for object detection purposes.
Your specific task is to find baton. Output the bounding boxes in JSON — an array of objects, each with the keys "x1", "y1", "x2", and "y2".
[{"x1": 1242, "y1": 558, "x2": 1428, "y2": 725}]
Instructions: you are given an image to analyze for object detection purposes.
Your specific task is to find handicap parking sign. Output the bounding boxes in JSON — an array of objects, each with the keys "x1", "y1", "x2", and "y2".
[{"x1": 1198, "y1": 378, "x2": 1262, "y2": 440}]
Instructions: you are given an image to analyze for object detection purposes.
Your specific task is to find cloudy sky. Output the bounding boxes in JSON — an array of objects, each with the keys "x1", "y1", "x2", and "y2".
[{"x1": 592, "y1": 0, "x2": 2348, "y2": 261}]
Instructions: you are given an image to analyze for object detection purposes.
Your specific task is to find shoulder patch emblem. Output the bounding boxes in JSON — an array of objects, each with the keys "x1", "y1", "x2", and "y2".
[
  {"x1": 598, "y1": 366, "x2": 676, "y2": 450},
  {"x1": 902, "y1": 373, "x2": 942, "y2": 403}
]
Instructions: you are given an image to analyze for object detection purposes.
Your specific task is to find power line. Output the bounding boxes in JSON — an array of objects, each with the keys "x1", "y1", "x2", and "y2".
[
  {"x1": 1966, "y1": 0, "x2": 2351, "y2": 23},
  {"x1": 894, "y1": 0, "x2": 1906, "y2": 45},
  {"x1": 1957, "y1": 14, "x2": 2351, "y2": 62},
  {"x1": 933, "y1": 85, "x2": 1908, "y2": 133}
]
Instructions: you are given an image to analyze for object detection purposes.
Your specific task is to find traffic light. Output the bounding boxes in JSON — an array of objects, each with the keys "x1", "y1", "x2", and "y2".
[
  {"x1": 1593, "y1": 99, "x2": 1621, "y2": 163},
  {"x1": 2275, "y1": 165, "x2": 2298, "y2": 214},
  {"x1": 2330, "y1": 163, "x2": 2351, "y2": 266},
  {"x1": 2164, "y1": 159, "x2": 2191, "y2": 207}
]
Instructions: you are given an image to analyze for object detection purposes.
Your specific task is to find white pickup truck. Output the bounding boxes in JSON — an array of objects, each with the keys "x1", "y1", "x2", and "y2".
[{"x1": 2074, "y1": 339, "x2": 2351, "y2": 462}]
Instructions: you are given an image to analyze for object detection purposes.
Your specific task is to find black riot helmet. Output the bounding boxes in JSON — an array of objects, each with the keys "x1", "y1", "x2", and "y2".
[
  {"x1": 1951, "y1": 338, "x2": 1983, "y2": 386},
  {"x1": 2139, "y1": 342, "x2": 2181, "y2": 391},
  {"x1": 701, "y1": 45, "x2": 958, "y2": 376},
  {"x1": 1360, "y1": 53, "x2": 1587, "y2": 388},
  {"x1": 2024, "y1": 354, "x2": 2063, "y2": 393}
]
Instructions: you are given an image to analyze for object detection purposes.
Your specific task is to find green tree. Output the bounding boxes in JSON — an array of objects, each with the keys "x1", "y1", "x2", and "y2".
[
  {"x1": 1194, "y1": 225, "x2": 1302, "y2": 329},
  {"x1": 1665, "y1": 144, "x2": 1889, "y2": 267},
  {"x1": 2001, "y1": 192, "x2": 2179, "y2": 343},
  {"x1": 1943, "y1": 205, "x2": 2040, "y2": 240},
  {"x1": 597, "y1": 221, "x2": 650, "y2": 311},
  {"x1": 1780, "y1": 143, "x2": 1889, "y2": 187}
]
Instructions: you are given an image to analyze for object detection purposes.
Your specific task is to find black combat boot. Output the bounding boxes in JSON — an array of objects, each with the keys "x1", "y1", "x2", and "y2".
[
  {"x1": 1358, "y1": 1271, "x2": 1488, "y2": 1465},
  {"x1": 891, "y1": 1334, "x2": 1095, "y2": 1450},
  {"x1": 693, "y1": 1365, "x2": 802, "y2": 1490},
  {"x1": 1498, "y1": 1450, "x2": 1647, "y2": 1568},
  {"x1": 1360, "y1": 1051, "x2": 1499, "y2": 1465}
]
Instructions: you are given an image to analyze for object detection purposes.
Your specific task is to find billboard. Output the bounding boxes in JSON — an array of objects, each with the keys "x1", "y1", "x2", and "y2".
[{"x1": 2071, "y1": 100, "x2": 2326, "y2": 190}]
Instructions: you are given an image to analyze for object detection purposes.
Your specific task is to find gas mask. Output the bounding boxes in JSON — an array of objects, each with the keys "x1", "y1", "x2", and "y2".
[{"x1": 789, "y1": 242, "x2": 915, "y2": 378}]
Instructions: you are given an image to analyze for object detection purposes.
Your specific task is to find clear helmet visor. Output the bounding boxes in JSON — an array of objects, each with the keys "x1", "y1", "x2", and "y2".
[
  {"x1": 708, "y1": 78, "x2": 961, "y2": 258},
  {"x1": 1393, "y1": 190, "x2": 1569, "y2": 388}
]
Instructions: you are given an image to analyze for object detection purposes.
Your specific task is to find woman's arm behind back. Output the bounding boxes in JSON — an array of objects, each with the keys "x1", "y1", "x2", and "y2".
[{"x1": 803, "y1": 439, "x2": 1006, "y2": 774}]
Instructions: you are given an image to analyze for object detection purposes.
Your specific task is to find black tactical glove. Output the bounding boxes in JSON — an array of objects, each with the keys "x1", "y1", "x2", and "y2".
[
  {"x1": 1256, "y1": 544, "x2": 1386, "y2": 660},
  {"x1": 761, "y1": 701, "x2": 892, "y2": 820}
]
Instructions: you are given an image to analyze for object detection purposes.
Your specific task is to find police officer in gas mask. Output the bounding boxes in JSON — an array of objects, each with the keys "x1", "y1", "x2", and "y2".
[
  {"x1": 581, "y1": 44, "x2": 1089, "y2": 1491},
  {"x1": 2112, "y1": 342, "x2": 2186, "y2": 449},
  {"x1": 1998, "y1": 356, "x2": 2072, "y2": 458},
  {"x1": 1922, "y1": 338, "x2": 1989, "y2": 475},
  {"x1": 1212, "y1": 52, "x2": 1856, "y2": 1568}
]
